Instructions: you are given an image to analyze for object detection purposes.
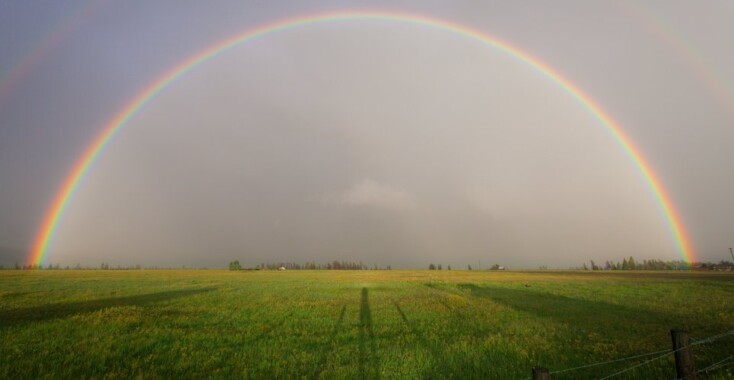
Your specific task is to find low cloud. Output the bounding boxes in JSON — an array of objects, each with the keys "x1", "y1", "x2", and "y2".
[{"x1": 324, "y1": 179, "x2": 418, "y2": 210}]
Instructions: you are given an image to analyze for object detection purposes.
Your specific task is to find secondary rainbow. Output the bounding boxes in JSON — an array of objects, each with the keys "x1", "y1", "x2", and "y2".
[
  {"x1": 619, "y1": 0, "x2": 734, "y2": 121},
  {"x1": 0, "y1": 0, "x2": 107, "y2": 105},
  {"x1": 29, "y1": 11, "x2": 695, "y2": 266}
]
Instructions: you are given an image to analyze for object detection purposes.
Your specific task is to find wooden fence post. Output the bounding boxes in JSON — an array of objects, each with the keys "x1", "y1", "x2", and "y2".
[
  {"x1": 532, "y1": 366, "x2": 551, "y2": 380},
  {"x1": 671, "y1": 329, "x2": 696, "y2": 379}
]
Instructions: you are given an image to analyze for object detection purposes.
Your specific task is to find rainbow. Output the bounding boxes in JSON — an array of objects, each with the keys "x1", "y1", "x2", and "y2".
[
  {"x1": 619, "y1": 1, "x2": 734, "y2": 121},
  {"x1": 29, "y1": 11, "x2": 695, "y2": 266},
  {"x1": 0, "y1": 0, "x2": 107, "y2": 106}
]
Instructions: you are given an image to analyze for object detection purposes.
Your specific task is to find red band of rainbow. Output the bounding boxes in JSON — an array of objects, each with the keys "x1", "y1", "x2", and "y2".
[{"x1": 29, "y1": 11, "x2": 694, "y2": 266}]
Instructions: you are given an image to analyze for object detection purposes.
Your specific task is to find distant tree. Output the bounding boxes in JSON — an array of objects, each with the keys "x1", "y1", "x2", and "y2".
[
  {"x1": 468, "y1": 265, "x2": 472, "y2": 271},
  {"x1": 228, "y1": 260, "x2": 241, "y2": 271},
  {"x1": 437, "y1": 264, "x2": 442, "y2": 270},
  {"x1": 429, "y1": 263, "x2": 436, "y2": 270},
  {"x1": 628, "y1": 256, "x2": 636, "y2": 270},
  {"x1": 582, "y1": 263, "x2": 589, "y2": 271},
  {"x1": 590, "y1": 260, "x2": 599, "y2": 271},
  {"x1": 622, "y1": 258, "x2": 629, "y2": 270},
  {"x1": 447, "y1": 265, "x2": 451, "y2": 270}
]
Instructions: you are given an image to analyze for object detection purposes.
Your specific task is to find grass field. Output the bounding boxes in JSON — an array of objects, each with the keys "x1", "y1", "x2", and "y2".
[{"x1": 1, "y1": 270, "x2": 733, "y2": 379}]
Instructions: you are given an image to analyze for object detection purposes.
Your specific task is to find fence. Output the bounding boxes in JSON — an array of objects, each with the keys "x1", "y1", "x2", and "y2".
[{"x1": 529, "y1": 329, "x2": 734, "y2": 379}]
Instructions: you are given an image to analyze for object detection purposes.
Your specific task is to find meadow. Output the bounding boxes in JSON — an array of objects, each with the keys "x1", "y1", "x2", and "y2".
[{"x1": 1, "y1": 270, "x2": 732, "y2": 379}]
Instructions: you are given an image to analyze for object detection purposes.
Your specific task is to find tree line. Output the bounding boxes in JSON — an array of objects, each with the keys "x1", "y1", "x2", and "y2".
[
  {"x1": 228, "y1": 260, "x2": 392, "y2": 271},
  {"x1": 428, "y1": 263, "x2": 505, "y2": 270},
  {"x1": 7, "y1": 257, "x2": 732, "y2": 271},
  {"x1": 6, "y1": 262, "x2": 201, "y2": 270},
  {"x1": 581, "y1": 257, "x2": 734, "y2": 271}
]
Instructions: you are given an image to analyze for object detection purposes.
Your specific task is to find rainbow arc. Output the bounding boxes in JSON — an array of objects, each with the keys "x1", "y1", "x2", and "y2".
[{"x1": 29, "y1": 11, "x2": 694, "y2": 266}]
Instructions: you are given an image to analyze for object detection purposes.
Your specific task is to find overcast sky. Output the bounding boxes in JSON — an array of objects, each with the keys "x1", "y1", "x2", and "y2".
[{"x1": 1, "y1": 1, "x2": 733, "y2": 268}]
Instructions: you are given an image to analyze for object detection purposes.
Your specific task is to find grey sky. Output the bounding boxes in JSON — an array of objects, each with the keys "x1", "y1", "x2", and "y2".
[{"x1": 1, "y1": 1, "x2": 733, "y2": 268}]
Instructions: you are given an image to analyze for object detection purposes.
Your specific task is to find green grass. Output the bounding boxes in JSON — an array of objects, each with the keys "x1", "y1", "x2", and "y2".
[{"x1": 1, "y1": 270, "x2": 733, "y2": 379}]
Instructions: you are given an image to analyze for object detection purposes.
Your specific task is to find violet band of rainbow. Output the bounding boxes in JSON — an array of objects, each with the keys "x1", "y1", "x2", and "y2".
[{"x1": 29, "y1": 11, "x2": 694, "y2": 266}]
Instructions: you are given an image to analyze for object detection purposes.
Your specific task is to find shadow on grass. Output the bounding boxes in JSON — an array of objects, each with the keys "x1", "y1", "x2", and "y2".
[
  {"x1": 394, "y1": 302, "x2": 442, "y2": 360},
  {"x1": 310, "y1": 304, "x2": 347, "y2": 378},
  {"x1": 0, "y1": 291, "x2": 34, "y2": 300},
  {"x1": 456, "y1": 283, "x2": 677, "y2": 333},
  {"x1": 359, "y1": 288, "x2": 381, "y2": 380},
  {"x1": 451, "y1": 284, "x2": 696, "y2": 379},
  {"x1": 240, "y1": 310, "x2": 295, "y2": 347},
  {"x1": 395, "y1": 299, "x2": 528, "y2": 379},
  {"x1": 0, "y1": 287, "x2": 216, "y2": 328}
]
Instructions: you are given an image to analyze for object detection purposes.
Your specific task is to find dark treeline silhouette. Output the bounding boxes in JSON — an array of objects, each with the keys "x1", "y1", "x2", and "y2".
[
  {"x1": 8, "y1": 257, "x2": 733, "y2": 271},
  {"x1": 430, "y1": 263, "x2": 500, "y2": 270},
  {"x1": 427, "y1": 263, "x2": 461, "y2": 270},
  {"x1": 238, "y1": 261, "x2": 393, "y2": 271},
  {"x1": 8, "y1": 262, "x2": 204, "y2": 270},
  {"x1": 580, "y1": 257, "x2": 734, "y2": 271},
  {"x1": 9, "y1": 260, "x2": 391, "y2": 271}
]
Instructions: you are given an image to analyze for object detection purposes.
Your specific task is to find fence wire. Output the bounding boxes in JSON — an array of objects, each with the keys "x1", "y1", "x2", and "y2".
[
  {"x1": 694, "y1": 353, "x2": 734, "y2": 376},
  {"x1": 691, "y1": 330, "x2": 734, "y2": 346},
  {"x1": 527, "y1": 329, "x2": 734, "y2": 380},
  {"x1": 548, "y1": 348, "x2": 673, "y2": 376},
  {"x1": 597, "y1": 347, "x2": 684, "y2": 380}
]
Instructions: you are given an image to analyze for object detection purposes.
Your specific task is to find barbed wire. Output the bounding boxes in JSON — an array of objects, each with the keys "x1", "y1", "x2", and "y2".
[
  {"x1": 695, "y1": 353, "x2": 734, "y2": 375},
  {"x1": 548, "y1": 348, "x2": 673, "y2": 376},
  {"x1": 691, "y1": 330, "x2": 734, "y2": 346},
  {"x1": 597, "y1": 349, "x2": 679, "y2": 379},
  {"x1": 523, "y1": 329, "x2": 734, "y2": 380}
]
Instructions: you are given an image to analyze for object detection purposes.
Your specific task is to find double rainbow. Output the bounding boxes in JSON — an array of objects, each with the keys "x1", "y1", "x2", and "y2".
[{"x1": 29, "y1": 11, "x2": 694, "y2": 266}]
